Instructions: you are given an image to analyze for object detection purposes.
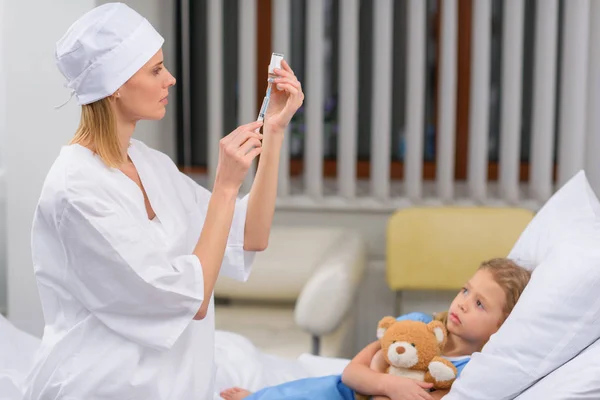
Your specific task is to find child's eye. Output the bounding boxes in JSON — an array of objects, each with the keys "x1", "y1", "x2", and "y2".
[
  {"x1": 476, "y1": 300, "x2": 485, "y2": 309},
  {"x1": 462, "y1": 287, "x2": 468, "y2": 295}
]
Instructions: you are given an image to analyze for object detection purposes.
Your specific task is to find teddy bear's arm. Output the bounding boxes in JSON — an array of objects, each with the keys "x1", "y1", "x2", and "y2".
[{"x1": 424, "y1": 357, "x2": 457, "y2": 391}]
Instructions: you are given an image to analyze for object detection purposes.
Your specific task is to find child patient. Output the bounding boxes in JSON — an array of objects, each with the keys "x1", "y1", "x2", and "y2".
[{"x1": 221, "y1": 258, "x2": 531, "y2": 400}]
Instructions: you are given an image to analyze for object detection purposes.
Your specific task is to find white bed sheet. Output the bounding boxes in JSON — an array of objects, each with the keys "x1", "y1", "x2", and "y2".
[
  {"x1": 214, "y1": 330, "x2": 349, "y2": 398},
  {"x1": 0, "y1": 315, "x2": 349, "y2": 400}
]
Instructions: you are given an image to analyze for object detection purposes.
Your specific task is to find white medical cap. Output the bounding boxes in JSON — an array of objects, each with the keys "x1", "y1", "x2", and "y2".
[{"x1": 55, "y1": 2, "x2": 164, "y2": 105}]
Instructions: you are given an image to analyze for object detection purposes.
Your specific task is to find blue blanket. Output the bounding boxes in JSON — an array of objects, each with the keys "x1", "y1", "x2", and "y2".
[{"x1": 246, "y1": 375, "x2": 354, "y2": 400}]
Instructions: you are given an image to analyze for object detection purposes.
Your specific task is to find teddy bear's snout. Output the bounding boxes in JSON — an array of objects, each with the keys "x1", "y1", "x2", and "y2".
[{"x1": 387, "y1": 341, "x2": 419, "y2": 368}]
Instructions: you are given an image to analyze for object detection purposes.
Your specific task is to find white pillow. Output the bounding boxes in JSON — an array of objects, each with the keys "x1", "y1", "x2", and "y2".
[
  {"x1": 514, "y1": 337, "x2": 600, "y2": 399},
  {"x1": 445, "y1": 171, "x2": 600, "y2": 400},
  {"x1": 508, "y1": 170, "x2": 600, "y2": 270}
]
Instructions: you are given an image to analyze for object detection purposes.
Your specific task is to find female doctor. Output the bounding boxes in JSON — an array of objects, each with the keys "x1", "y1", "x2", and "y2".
[{"x1": 24, "y1": 3, "x2": 303, "y2": 400}]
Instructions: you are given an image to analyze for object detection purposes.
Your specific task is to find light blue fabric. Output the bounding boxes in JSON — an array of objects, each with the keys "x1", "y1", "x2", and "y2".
[
  {"x1": 395, "y1": 312, "x2": 433, "y2": 324},
  {"x1": 246, "y1": 375, "x2": 353, "y2": 400},
  {"x1": 450, "y1": 357, "x2": 470, "y2": 377},
  {"x1": 244, "y1": 313, "x2": 471, "y2": 399}
]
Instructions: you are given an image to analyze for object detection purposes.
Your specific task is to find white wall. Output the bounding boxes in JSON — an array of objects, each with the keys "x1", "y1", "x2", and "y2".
[
  {"x1": 0, "y1": 0, "x2": 6, "y2": 314},
  {"x1": 586, "y1": 1, "x2": 600, "y2": 194},
  {"x1": 4, "y1": 0, "x2": 98, "y2": 335},
  {"x1": 0, "y1": 0, "x2": 5, "y2": 170}
]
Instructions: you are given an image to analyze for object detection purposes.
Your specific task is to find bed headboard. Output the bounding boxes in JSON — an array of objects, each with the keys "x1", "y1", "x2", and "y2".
[{"x1": 386, "y1": 207, "x2": 534, "y2": 291}]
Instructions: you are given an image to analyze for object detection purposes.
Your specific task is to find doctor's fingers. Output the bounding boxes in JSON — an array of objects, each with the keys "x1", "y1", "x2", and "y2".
[
  {"x1": 244, "y1": 146, "x2": 263, "y2": 162},
  {"x1": 228, "y1": 129, "x2": 263, "y2": 150},
  {"x1": 237, "y1": 137, "x2": 262, "y2": 156},
  {"x1": 275, "y1": 82, "x2": 301, "y2": 98},
  {"x1": 273, "y1": 60, "x2": 296, "y2": 77},
  {"x1": 278, "y1": 83, "x2": 304, "y2": 110},
  {"x1": 274, "y1": 80, "x2": 304, "y2": 106},
  {"x1": 272, "y1": 77, "x2": 302, "y2": 91},
  {"x1": 221, "y1": 129, "x2": 261, "y2": 152},
  {"x1": 222, "y1": 121, "x2": 263, "y2": 145}
]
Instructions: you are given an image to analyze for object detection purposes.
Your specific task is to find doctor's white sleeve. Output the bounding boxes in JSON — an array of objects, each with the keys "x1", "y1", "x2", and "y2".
[
  {"x1": 58, "y1": 198, "x2": 204, "y2": 352},
  {"x1": 179, "y1": 172, "x2": 256, "y2": 282}
]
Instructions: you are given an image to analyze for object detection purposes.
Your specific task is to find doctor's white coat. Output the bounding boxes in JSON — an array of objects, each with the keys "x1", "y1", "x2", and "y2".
[{"x1": 24, "y1": 140, "x2": 255, "y2": 400}]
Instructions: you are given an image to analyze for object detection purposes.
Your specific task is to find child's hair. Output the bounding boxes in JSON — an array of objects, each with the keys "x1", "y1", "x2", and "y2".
[{"x1": 435, "y1": 258, "x2": 532, "y2": 325}]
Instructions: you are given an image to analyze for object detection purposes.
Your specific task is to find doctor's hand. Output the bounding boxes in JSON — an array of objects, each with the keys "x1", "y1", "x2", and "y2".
[
  {"x1": 214, "y1": 120, "x2": 263, "y2": 192},
  {"x1": 264, "y1": 60, "x2": 304, "y2": 131}
]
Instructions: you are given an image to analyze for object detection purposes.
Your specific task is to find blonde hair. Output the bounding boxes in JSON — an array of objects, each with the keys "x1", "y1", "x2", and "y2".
[
  {"x1": 435, "y1": 258, "x2": 531, "y2": 326},
  {"x1": 70, "y1": 97, "x2": 123, "y2": 168}
]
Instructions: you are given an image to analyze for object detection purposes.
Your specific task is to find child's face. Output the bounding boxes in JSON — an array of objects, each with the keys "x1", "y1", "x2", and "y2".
[{"x1": 446, "y1": 269, "x2": 507, "y2": 347}]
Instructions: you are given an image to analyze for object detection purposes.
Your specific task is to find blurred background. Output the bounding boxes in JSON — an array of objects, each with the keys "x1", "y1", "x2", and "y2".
[{"x1": 1, "y1": 0, "x2": 600, "y2": 360}]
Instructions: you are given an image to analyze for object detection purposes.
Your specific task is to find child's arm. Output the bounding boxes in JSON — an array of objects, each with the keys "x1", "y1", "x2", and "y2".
[
  {"x1": 369, "y1": 348, "x2": 389, "y2": 372},
  {"x1": 341, "y1": 341, "x2": 434, "y2": 399},
  {"x1": 342, "y1": 341, "x2": 389, "y2": 396}
]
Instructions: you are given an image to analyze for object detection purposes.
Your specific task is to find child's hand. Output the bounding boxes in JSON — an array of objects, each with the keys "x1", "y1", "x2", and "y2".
[{"x1": 383, "y1": 375, "x2": 434, "y2": 400}]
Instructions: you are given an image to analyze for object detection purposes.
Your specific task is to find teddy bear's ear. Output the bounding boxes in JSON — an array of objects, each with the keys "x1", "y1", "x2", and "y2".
[
  {"x1": 376, "y1": 316, "x2": 397, "y2": 339},
  {"x1": 427, "y1": 320, "x2": 447, "y2": 345}
]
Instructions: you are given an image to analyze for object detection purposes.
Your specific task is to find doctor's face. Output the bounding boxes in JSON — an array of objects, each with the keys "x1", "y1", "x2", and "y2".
[{"x1": 115, "y1": 48, "x2": 176, "y2": 121}]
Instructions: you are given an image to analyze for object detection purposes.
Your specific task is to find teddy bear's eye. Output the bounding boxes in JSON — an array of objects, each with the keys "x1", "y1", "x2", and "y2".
[{"x1": 411, "y1": 343, "x2": 416, "y2": 347}]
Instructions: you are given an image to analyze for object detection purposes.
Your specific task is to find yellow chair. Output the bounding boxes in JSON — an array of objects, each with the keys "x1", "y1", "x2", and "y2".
[{"x1": 386, "y1": 207, "x2": 534, "y2": 314}]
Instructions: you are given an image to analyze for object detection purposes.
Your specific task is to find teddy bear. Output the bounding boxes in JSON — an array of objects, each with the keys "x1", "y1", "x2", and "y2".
[{"x1": 355, "y1": 316, "x2": 457, "y2": 400}]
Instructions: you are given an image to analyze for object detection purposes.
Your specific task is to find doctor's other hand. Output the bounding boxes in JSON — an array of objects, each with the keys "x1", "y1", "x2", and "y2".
[
  {"x1": 264, "y1": 59, "x2": 304, "y2": 131},
  {"x1": 213, "y1": 120, "x2": 263, "y2": 193}
]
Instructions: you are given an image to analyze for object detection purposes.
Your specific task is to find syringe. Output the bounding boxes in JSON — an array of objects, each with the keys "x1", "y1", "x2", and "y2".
[{"x1": 257, "y1": 52, "x2": 284, "y2": 124}]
